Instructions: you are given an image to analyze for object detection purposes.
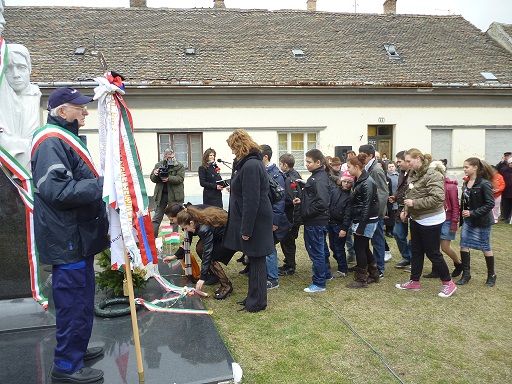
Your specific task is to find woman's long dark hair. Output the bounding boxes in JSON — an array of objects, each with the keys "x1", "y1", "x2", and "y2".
[
  {"x1": 176, "y1": 206, "x2": 228, "y2": 228},
  {"x1": 465, "y1": 157, "x2": 493, "y2": 181},
  {"x1": 201, "y1": 148, "x2": 216, "y2": 168}
]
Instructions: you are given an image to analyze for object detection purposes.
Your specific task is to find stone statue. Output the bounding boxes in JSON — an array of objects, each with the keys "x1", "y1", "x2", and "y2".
[
  {"x1": 0, "y1": 44, "x2": 41, "y2": 171},
  {"x1": 0, "y1": 0, "x2": 5, "y2": 36}
]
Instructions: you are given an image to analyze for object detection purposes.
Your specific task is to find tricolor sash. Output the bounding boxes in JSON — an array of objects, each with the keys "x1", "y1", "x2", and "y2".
[{"x1": 31, "y1": 124, "x2": 99, "y2": 177}]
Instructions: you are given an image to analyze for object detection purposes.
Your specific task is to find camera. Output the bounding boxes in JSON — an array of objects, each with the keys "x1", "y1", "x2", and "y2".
[{"x1": 158, "y1": 159, "x2": 171, "y2": 178}]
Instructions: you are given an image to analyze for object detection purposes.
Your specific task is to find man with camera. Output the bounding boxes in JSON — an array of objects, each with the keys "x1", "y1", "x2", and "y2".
[{"x1": 151, "y1": 148, "x2": 185, "y2": 235}]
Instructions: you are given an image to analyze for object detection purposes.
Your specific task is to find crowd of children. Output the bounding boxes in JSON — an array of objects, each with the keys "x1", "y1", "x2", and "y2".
[{"x1": 159, "y1": 130, "x2": 501, "y2": 311}]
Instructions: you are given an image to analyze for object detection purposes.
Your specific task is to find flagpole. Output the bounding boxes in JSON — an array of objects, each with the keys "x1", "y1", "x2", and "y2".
[{"x1": 123, "y1": 251, "x2": 145, "y2": 384}]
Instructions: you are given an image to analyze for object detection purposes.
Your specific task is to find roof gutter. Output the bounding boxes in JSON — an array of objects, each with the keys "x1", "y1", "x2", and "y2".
[{"x1": 33, "y1": 81, "x2": 512, "y2": 97}]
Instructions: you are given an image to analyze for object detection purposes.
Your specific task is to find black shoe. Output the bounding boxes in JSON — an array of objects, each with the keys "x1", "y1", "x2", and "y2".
[
  {"x1": 485, "y1": 274, "x2": 496, "y2": 287},
  {"x1": 236, "y1": 254, "x2": 245, "y2": 263},
  {"x1": 456, "y1": 274, "x2": 471, "y2": 285},
  {"x1": 395, "y1": 259, "x2": 410, "y2": 269},
  {"x1": 457, "y1": 251, "x2": 471, "y2": 285},
  {"x1": 278, "y1": 267, "x2": 295, "y2": 276},
  {"x1": 347, "y1": 266, "x2": 357, "y2": 272},
  {"x1": 204, "y1": 274, "x2": 220, "y2": 285},
  {"x1": 238, "y1": 265, "x2": 250, "y2": 275},
  {"x1": 236, "y1": 298, "x2": 247, "y2": 306},
  {"x1": 451, "y1": 263, "x2": 463, "y2": 277},
  {"x1": 51, "y1": 367, "x2": 103, "y2": 383},
  {"x1": 423, "y1": 271, "x2": 440, "y2": 279},
  {"x1": 84, "y1": 347, "x2": 104, "y2": 361},
  {"x1": 241, "y1": 305, "x2": 267, "y2": 313}
]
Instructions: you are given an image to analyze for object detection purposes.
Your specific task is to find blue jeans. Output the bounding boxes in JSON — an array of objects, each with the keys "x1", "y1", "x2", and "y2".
[
  {"x1": 304, "y1": 225, "x2": 328, "y2": 288},
  {"x1": 266, "y1": 246, "x2": 279, "y2": 281},
  {"x1": 327, "y1": 223, "x2": 348, "y2": 273},
  {"x1": 393, "y1": 220, "x2": 411, "y2": 261},
  {"x1": 371, "y1": 218, "x2": 386, "y2": 273},
  {"x1": 345, "y1": 226, "x2": 355, "y2": 257}
]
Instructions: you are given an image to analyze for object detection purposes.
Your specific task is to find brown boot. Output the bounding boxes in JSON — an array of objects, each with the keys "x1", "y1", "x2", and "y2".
[
  {"x1": 211, "y1": 262, "x2": 233, "y2": 300},
  {"x1": 346, "y1": 267, "x2": 368, "y2": 289},
  {"x1": 367, "y1": 263, "x2": 380, "y2": 284}
]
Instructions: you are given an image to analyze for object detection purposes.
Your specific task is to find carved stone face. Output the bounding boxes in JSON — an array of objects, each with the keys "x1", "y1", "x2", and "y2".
[{"x1": 6, "y1": 52, "x2": 31, "y2": 93}]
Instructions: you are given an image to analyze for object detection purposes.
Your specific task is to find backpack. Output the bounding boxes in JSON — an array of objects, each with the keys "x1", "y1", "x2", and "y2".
[{"x1": 268, "y1": 172, "x2": 285, "y2": 205}]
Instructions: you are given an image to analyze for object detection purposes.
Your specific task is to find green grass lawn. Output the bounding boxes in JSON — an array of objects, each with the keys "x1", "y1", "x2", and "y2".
[{"x1": 204, "y1": 223, "x2": 512, "y2": 384}]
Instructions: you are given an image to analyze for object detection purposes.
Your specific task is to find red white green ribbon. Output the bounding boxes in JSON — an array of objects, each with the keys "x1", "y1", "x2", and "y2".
[
  {"x1": 134, "y1": 297, "x2": 211, "y2": 315},
  {"x1": 32, "y1": 124, "x2": 99, "y2": 176},
  {"x1": 0, "y1": 145, "x2": 48, "y2": 309}
]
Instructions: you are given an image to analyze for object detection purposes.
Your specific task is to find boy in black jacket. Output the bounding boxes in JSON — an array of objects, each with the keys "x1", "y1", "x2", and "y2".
[
  {"x1": 327, "y1": 170, "x2": 354, "y2": 278},
  {"x1": 278, "y1": 153, "x2": 302, "y2": 275},
  {"x1": 293, "y1": 149, "x2": 330, "y2": 293}
]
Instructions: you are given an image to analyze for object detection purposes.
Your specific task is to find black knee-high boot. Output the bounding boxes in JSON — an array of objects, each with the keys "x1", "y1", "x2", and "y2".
[
  {"x1": 456, "y1": 251, "x2": 471, "y2": 285},
  {"x1": 485, "y1": 256, "x2": 496, "y2": 287}
]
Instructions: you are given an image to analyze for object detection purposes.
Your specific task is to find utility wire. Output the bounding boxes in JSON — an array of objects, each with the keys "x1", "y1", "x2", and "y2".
[{"x1": 312, "y1": 296, "x2": 406, "y2": 384}]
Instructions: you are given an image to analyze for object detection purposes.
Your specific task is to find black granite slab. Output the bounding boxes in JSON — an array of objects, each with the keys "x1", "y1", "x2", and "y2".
[
  {"x1": 0, "y1": 171, "x2": 32, "y2": 299},
  {"x1": 0, "y1": 262, "x2": 235, "y2": 384},
  {"x1": 0, "y1": 297, "x2": 55, "y2": 333}
]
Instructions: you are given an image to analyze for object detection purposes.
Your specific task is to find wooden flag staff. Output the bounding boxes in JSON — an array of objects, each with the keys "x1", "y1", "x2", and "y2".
[
  {"x1": 94, "y1": 52, "x2": 145, "y2": 382},
  {"x1": 123, "y1": 252, "x2": 145, "y2": 384}
]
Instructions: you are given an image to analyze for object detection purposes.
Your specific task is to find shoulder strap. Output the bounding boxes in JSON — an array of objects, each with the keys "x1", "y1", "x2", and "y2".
[{"x1": 31, "y1": 124, "x2": 99, "y2": 177}]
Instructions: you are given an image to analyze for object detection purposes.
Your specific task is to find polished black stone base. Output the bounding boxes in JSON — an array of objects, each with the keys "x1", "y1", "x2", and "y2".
[
  {"x1": 0, "y1": 171, "x2": 32, "y2": 299},
  {"x1": 0, "y1": 262, "x2": 235, "y2": 384}
]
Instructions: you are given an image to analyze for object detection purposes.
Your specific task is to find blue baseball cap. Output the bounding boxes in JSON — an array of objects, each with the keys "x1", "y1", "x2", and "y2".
[{"x1": 47, "y1": 87, "x2": 93, "y2": 110}]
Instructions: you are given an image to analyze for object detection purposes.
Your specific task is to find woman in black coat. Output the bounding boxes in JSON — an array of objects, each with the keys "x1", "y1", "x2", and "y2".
[
  {"x1": 198, "y1": 148, "x2": 224, "y2": 208},
  {"x1": 224, "y1": 129, "x2": 274, "y2": 312},
  {"x1": 346, "y1": 153, "x2": 380, "y2": 288}
]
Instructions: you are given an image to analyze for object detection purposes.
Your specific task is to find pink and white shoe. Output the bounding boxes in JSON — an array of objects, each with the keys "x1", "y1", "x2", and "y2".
[
  {"x1": 395, "y1": 280, "x2": 421, "y2": 291},
  {"x1": 438, "y1": 280, "x2": 457, "y2": 298}
]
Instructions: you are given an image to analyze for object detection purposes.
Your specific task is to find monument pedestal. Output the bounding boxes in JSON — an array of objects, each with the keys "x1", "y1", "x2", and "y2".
[{"x1": 0, "y1": 170, "x2": 33, "y2": 299}]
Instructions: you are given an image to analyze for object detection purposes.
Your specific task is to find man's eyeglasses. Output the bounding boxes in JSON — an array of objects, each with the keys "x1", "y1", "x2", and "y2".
[{"x1": 64, "y1": 104, "x2": 88, "y2": 112}]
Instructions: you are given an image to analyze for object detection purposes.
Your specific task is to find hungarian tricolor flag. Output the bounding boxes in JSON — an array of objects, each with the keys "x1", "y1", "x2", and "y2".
[{"x1": 94, "y1": 73, "x2": 157, "y2": 274}]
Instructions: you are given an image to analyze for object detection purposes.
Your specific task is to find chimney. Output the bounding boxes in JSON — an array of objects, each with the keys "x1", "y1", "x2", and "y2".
[
  {"x1": 214, "y1": 0, "x2": 226, "y2": 9},
  {"x1": 383, "y1": 0, "x2": 397, "y2": 15},
  {"x1": 130, "y1": 0, "x2": 147, "y2": 7},
  {"x1": 307, "y1": 0, "x2": 317, "y2": 12}
]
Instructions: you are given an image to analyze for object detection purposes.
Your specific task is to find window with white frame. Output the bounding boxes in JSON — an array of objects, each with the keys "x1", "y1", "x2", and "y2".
[
  {"x1": 158, "y1": 133, "x2": 202, "y2": 171},
  {"x1": 278, "y1": 132, "x2": 318, "y2": 169}
]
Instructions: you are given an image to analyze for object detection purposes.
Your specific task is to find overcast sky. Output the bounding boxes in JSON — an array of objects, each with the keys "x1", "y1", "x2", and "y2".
[{"x1": 5, "y1": 0, "x2": 512, "y2": 31}]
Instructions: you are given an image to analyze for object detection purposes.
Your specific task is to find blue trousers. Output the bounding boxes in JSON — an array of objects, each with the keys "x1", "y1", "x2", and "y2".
[
  {"x1": 304, "y1": 225, "x2": 328, "y2": 288},
  {"x1": 326, "y1": 223, "x2": 348, "y2": 273},
  {"x1": 393, "y1": 220, "x2": 411, "y2": 261},
  {"x1": 371, "y1": 218, "x2": 386, "y2": 273},
  {"x1": 52, "y1": 257, "x2": 95, "y2": 373},
  {"x1": 266, "y1": 246, "x2": 279, "y2": 281}
]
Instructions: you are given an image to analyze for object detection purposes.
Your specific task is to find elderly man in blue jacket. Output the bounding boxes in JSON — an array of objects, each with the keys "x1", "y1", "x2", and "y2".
[{"x1": 32, "y1": 87, "x2": 109, "y2": 383}]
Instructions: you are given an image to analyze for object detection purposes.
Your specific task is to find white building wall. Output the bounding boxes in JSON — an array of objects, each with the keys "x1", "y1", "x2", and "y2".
[{"x1": 71, "y1": 92, "x2": 512, "y2": 200}]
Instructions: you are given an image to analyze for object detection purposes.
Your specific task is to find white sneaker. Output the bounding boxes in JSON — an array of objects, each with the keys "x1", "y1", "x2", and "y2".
[{"x1": 384, "y1": 251, "x2": 392, "y2": 262}]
